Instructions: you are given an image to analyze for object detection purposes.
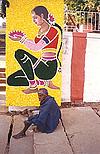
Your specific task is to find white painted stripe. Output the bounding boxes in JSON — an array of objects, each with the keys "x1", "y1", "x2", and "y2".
[
  {"x1": 62, "y1": 32, "x2": 73, "y2": 102},
  {"x1": 8, "y1": 106, "x2": 37, "y2": 112},
  {"x1": 0, "y1": 55, "x2": 5, "y2": 61},
  {"x1": 0, "y1": 83, "x2": 6, "y2": 86},
  {"x1": 0, "y1": 61, "x2": 5, "y2": 68},
  {"x1": 0, "y1": 91, "x2": 6, "y2": 94},
  {"x1": 83, "y1": 33, "x2": 100, "y2": 102}
]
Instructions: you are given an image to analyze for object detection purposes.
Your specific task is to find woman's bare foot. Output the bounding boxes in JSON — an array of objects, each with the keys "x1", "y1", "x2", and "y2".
[
  {"x1": 48, "y1": 81, "x2": 60, "y2": 90},
  {"x1": 22, "y1": 87, "x2": 38, "y2": 94}
]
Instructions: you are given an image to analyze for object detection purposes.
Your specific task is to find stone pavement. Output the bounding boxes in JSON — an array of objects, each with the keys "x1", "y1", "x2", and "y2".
[{"x1": 0, "y1": 107, "x2": 100, "y2": 154}]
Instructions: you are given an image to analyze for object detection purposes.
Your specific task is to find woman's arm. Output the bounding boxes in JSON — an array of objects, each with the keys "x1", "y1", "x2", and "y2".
[
  {"x1": 23, "y1": 38, "x2": 48, "y2": 51},
  {"x1": 21, "y1": 27, "x2": 58, "y2": 51}
]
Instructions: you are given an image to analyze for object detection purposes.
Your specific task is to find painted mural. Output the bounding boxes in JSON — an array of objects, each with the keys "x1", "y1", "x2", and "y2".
[{"x1": 6, "y1": 0, "x2": 64, "y2": 106}]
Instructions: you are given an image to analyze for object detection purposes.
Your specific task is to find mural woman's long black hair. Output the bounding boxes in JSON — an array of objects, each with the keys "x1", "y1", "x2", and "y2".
[{"x1": 54, "y1": 22, "x2": 62, "y2": 69}]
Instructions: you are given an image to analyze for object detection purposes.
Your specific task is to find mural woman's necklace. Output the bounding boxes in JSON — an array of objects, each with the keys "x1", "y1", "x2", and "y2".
[{"x1": 38, "y1": 25, "x2": 50, "y2": 37}]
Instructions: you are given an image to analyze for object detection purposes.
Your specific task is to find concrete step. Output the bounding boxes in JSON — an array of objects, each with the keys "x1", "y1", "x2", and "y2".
[
  {"x1": 0, "y1": 105, "x2": 8, "y2": 113},
  {"x1": 34, "y1": 121, "x2": 73, "y2": 154},
  {"x1": 0, "y1": 72, "x2": 6, "y2": 78},
  {"x1": 8, "y1": 115, "x2": 73, "y2": 154},
  {"x1": 0, "y1": 85, "x2": 6, "y2": 91},
  {"x1": 0, "y1": 100, "x2": 7, "y2": 112},
  {"x1": 0, "y1": 91, "x2": 6, "y2": 100},
  {"x1": 0, "y1": 115, "x2": 11, "y2": 154},
  {"x1": 0, "y1": 79, "x2": 6, "y2": 83},
  {"x1": 0, "y1": 56, "x2": 6, "y2": 88},
  {"x1": 0, "y1": 68, "x2": 5, "y2": 72},
  {"x1": 61, "y1": 107, "x2": 100, "y2": 154},
  {"x1": 9, "y1": 115, "x2": 34, "y2": 154},
  {"x1": 0, "y1": 63, "x2": 6, "y2": 98}
]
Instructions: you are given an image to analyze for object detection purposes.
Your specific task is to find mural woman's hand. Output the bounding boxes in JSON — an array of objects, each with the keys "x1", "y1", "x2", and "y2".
[
  {"x1": 8, "y1": 31, "x2": 26, "y2": 42},
  {"x1": 9, "y1": 35, "x2": 22, "y2": 41}
]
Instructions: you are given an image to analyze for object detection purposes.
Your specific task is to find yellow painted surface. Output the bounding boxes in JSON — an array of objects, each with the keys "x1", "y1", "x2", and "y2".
[{"x1": 6, "y1": 0, "x2": 64, "y2": 106}]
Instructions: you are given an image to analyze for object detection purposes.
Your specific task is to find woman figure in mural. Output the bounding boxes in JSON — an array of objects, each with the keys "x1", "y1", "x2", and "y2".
[{"x1": 7, "y1": 6, "x2": 62, "y2": 94}]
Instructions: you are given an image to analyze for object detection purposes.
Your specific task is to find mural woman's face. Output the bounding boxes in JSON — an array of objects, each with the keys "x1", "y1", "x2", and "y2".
[{"x1": 32, "y1": 11, "x2": 44, "y2": 26}]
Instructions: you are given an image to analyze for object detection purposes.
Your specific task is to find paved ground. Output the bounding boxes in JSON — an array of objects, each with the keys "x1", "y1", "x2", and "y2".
[
  {"x1": 1, "y1": 55, "x2": 100, "y2": 154},
  {"x1": 0, "y1": 107, "x2": 100, "y2": 154}
]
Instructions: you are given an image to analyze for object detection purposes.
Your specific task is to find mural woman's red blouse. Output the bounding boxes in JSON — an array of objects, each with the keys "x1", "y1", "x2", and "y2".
[{"x1": 35, "y1": 26, "x2": 59, "y2": 49}]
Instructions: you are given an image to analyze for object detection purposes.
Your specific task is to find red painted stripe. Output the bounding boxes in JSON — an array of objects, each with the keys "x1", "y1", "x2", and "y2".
[{"x1": 71, "y1": 32, "x2": 87, "y2": 103}]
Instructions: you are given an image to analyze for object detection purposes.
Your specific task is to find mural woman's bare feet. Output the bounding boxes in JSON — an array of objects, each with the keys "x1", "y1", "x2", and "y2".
[
  {"x1": 48, "y1": 81, "x2": 60, "y2": 90},
  {"x1": 22, "y1": 87, "x2": 38, "y2": 94}
]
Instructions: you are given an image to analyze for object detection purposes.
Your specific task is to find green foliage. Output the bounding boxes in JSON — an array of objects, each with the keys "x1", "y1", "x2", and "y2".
[
  {"x1": 64, "y1": 0, "x2": 100, "y2": 11},
  {"x1": 64, "y1": 0, "x2": 100, "y2": 28}
]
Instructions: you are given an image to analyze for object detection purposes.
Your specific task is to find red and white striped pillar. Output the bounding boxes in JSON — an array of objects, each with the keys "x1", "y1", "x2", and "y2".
[{"x1": 62, "y1": 32, "x2": 100, "y2": 103}]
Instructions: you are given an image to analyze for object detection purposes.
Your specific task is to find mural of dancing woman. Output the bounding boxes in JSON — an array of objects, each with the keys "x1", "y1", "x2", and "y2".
[{"x1": 7, "y1": 5, "x2": 62, "y2": 94}]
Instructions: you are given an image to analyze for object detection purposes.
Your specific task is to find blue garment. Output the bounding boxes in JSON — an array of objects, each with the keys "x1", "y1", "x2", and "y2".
[{"x1": 27, "y1": 96, "x2": 61, "y2": 133}]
